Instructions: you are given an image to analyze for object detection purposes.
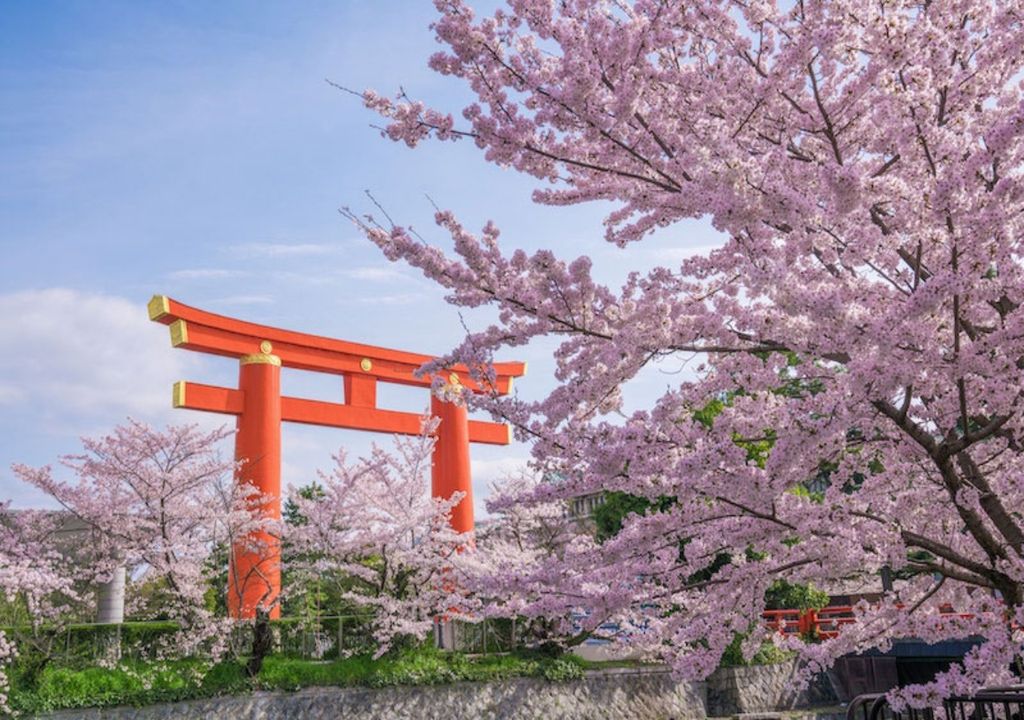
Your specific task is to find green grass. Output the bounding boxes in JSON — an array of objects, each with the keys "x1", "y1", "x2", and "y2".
[
  {"x1": 574, "y1": 657, "x2": 654, "y2": 671},
  {"x1": 8, "y1": 646, "x2": 589, "y2": 714},
  {"x1": 10, "y1": 658, "x2": 248, "y2": 714}
]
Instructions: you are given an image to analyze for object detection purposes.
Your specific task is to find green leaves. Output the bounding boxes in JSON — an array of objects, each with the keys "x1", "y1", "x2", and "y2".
[{"x1": 9, "y1": 644, "x2": 594, "y2": 712}]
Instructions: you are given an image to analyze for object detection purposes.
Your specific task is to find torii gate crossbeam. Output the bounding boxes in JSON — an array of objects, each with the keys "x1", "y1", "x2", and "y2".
[{"x1": 148, "y1": 295, "x2": 525, "y2": 619}]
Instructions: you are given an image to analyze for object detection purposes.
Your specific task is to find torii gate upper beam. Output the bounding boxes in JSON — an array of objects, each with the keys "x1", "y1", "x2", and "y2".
[{"x1": 148, "y1": 295, "x2": 522, "y2": 394}]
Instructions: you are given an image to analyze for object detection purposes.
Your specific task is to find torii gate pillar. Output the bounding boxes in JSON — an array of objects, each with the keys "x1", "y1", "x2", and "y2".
[
  {"x1": 228, "y1": 346, "x2": 283, "y2": 619},
  {"x1": 431, "y1": 395, "x2": 473, "y2": 534}
]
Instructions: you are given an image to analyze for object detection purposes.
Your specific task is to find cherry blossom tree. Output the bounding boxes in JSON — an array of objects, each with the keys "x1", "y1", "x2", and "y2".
[
  {"x1": 0, "y1": 502, "x2": 80, "y2": 712},
  {"x1": 13, "y1": 421, "x2": 272, "y2": 661},
  {"x1": 286, "y1": 423, "x2": 467, "y2": 655},
  {"x1": 0, "y1": 632, "x2": 14, "y2": 717},
  {"x1": 458, "y1": 472, "x2": 591, "y2": 646},
  {"x1": 347, "y1": 0, "x2": 1024, "y2": 703}
]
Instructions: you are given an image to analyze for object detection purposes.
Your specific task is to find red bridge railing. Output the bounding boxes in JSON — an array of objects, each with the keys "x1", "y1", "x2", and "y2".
[{"x1": 763, "y1": 605, "x2": 981, "y2": 639}]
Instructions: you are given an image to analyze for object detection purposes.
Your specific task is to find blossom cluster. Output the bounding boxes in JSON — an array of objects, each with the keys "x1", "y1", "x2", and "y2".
[
  {"x1": 286, "y1": 422, "x2": 468, "y2": 656},
  {"x1": 0, "y1": 631, "x2": 15, "y2": 716}
]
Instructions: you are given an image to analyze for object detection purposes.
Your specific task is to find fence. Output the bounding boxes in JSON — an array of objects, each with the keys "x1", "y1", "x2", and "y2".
[
  {"x1": 232, "y1": 615, "x2": 378, "y2": 660},
  {"x1": 22, "y1": 605, "x2": 991, "y2": 665},
  {"x1": 762, "y1": 607, "x2": 856, "y2": 638},
  {"x1": 444, "y1": 617, "x2": 520, "y2": 654},
  {"x1": 11, "y1": 615, "x2": 377, "y2": 665},
  {"x1": 22, "y1": 614, "x2": 523, "y2": 664},
  {"x1": 847, "y1": 687, "x2": 1024, "y2": 720}
]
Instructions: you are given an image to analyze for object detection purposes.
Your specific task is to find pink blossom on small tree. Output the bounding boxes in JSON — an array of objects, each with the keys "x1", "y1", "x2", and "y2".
[
  {"x1": 13, "y1": 420, "x2": 272, "y2": 661},
  {"x1": 0, "y1": 631, "x2": 15, "y2": 717},
  {"x1": 458, "y1": 473, "x2": 594, "y2": 646},
  {"x1": 0, "y1": 501, "x2": 80, "y2": 709},
  {"x1": 286, "y1": 423, "x2": 467, "y2": 655}
]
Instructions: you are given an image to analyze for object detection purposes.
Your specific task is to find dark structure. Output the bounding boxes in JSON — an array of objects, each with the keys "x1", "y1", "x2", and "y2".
[{"x1": 847, "y1": 686, "x2": 1024, "y2": 720}]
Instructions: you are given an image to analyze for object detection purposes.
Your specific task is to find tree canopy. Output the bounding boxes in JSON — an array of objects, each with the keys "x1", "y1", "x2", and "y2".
[{"x1": 351, "y1": 0, "x2": 1024, "y2": 704}]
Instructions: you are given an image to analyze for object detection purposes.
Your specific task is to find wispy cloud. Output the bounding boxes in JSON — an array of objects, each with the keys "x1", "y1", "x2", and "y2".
[
  {"x1": 267, "y1": 266, "x2": 418, "y2": 288},
  {"x1": 0, "y1": 384, "x2": 26, "y2": 406},
  {"x1": 230, "y1": 242, "x2": 340, "y2": 258},
  {"x1": 166, "y1": 268, "x2": 248, "y2": 281},
  {"x1": 212, "y1": 295, "x2": 275, "y2": 306},
  {"x1": 341, "y1": 266, "x2": 407, "y2": 282},
  {"x1": 471, "y1": 455, "x2": 533, "y2": 517},
  {"x1": 355, "y1": 293, "x2": 425, "y2": 306},
  {"x1": 639, "y1": 243, "x2": 724, "y2": 264},
  {"x1": 0, "y1": 288, "x2": 198, "y2": 419}
]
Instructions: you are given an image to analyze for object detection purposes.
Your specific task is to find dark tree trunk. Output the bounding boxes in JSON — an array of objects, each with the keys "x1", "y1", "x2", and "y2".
[{"x1": 245, "y1": 609, "x2": 273, "y2": 678}]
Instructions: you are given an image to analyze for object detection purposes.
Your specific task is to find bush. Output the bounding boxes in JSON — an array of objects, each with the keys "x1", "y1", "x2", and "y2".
[
  {"x1": 8, "y1": 644, "x2": 595, "y2": 712},
  {"x1": 539, "y1": 657, "x2": 585, "y2": 681},
  {"x1": 9, "y1": 658, "x2": 246, "y2": 714},
  {"x1": 259, "y1": 644, "x2": 585, "y2": 689},
  {"x1": 764, "y1": 581, "x2": 830, "y2": 611},
  {"x1": 718, "y1": 635, "x2": 794, "y2": 668}
]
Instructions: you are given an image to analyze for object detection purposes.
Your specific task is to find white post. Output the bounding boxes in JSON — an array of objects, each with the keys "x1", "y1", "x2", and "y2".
[{"x1": 97, "y1": 566, "x2": 126, "y2": 624}]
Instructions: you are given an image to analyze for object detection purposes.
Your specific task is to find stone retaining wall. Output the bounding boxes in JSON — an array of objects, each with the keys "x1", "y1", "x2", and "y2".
[
  {"x1": 36, "y1": 662, "x2": 838, "y2": 719},
  {"x1": 707, "y1": 660, "x2": 837, "y2": 716},
  {"x1": 37, "y1": 668, "x2": 707, "y2": 720}
]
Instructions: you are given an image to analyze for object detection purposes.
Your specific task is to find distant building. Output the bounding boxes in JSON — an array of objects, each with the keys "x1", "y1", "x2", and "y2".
[
  {"x1": 6, "y1": 509, "x2": 125, "y2": 624},
  {"x1": 566, "y1": 492, "x2": 605, "y2": 522}
]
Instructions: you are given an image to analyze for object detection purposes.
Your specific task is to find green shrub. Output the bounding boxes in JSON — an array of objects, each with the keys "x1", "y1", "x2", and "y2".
[
  {"x1": 199, "y1": 661, "x2": 248, "y2": 695},
  {"x1": 10, "y1": 644, "x2": 599, "y2": 712},
  {"x1": 764, "y1": 581, "x2": 829, "y2": 611},
  {"x1": 8, "y1": 658, "x2": 250, "y2": 714},
  {"x1": 718, "y1": 635, "x2": 794, "y2": 668},
  {"x1": 258, "y1": 655, "x2": 372, "y2": 690},
  {"x1": 539, "y1": 656, "x2": 585, "y2": 681},
  {"x1": 256, "y1": 644, "x2": 589, "y2": 690},
  {"x1": 2, "y1": 621, "x2": 183, "y2": 671}
]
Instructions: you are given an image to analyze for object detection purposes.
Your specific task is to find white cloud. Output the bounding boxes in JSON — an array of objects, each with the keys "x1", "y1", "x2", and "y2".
[
  {"x1": 355, "y1": 293, "x2": 425, "y2": 306},
  {"x1": 0, "y1": 288, "x2": 199, "y2": 420},
  {"x1": 211, "y1": 294, "x2": 275, "y2": 306},
  {"x1": 471, "y1": 455, "x2": 532, "y2": 484},
  {"x1": 471, "y1": 454, "x2": 533, "y2": 518},
  {"x1": 166, "y1": 268, "x2": 247, "y2": 280},
  {"x1": 640, "y1": 243, "x2": 724, "y2": 264},
  {"x1": 342, "y1": 266, "x2": 407, "y2": 282},
  {"x1": 230, "y1": 242, "x2": 339, "y2": 258},
  {"x1": 0, "y1": 384, "x2": 26, "y2": 405},
  {"x1": 0, "y1": 288, "x2": 237, "y2": 508}
]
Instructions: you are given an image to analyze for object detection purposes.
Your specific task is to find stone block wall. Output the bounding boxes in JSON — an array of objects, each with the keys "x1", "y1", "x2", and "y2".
[
  {"x1": 36, "y1": 667, "x2": 708, "y2": 720},
  {"x1": 35, "y1": 660, "x2": 839, "y2": 720},
  {"x1": 706, "y1": 660, "x2": 837, "y2": 716}
]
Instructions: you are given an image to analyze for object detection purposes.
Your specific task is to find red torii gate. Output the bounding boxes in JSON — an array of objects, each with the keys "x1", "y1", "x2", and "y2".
[{"x1": 148, "y1": 295, "x2": 525, "y2": 619}]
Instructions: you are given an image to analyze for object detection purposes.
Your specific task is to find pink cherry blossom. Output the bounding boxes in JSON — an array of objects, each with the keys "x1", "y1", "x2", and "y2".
[
  {"x1": 0, "y1": 501, "x2": 78, "y2": 716},
  {"x1": 285, "y1": 420, "x2": 468, "y2": 656},
  {"x1": 349, "y1": 0, "x2": 1024, "y2": 703},
  {"x1": 13, "y1": 420, "x2": 273, "y2": 661}
]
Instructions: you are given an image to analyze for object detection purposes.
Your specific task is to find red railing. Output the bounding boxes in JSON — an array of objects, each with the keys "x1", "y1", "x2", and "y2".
[
  {"x1": 762, "y1": 608, "x2": 804, "y2": 635},
  {"x1": 762, "y1": 606, "x2": 859, "y2": 638},
  {"x1": 763, "y1": 605, "x2": 983, "y2": 640}
]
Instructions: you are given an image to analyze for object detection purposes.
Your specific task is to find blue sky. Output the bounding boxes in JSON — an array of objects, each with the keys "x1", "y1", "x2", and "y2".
[{"x1": 0, "y1": 1, "x2": 723, "y2": 511}]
